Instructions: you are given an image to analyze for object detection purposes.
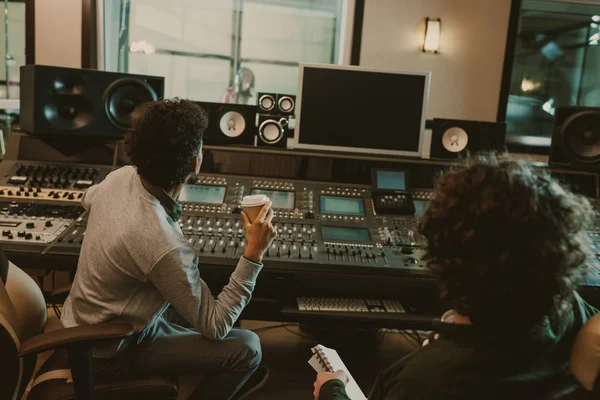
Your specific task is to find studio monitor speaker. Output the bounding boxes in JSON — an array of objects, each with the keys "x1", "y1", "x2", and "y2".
[
  {"x1": 430, "y1": 118, "x2": 506, "y2": 159},
  {"x1": 258, "y1": 92, "x2": 296, "y2": 115},
  {"x1": 549, "y1": 106, "x2": 600, "y2": 172},
  {"x1": 257, "y1": 115, "x2": 289, "y2": 148},
  {"x1": 19, "y1": 65, "x2": 165, "y2": 138},
  {"x1": 195, "y1": 102, "x2": 257, "y2": 146}
]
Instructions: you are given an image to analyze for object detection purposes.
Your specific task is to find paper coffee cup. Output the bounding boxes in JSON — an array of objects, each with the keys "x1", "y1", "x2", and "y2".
[{"x1": 241, "y1": 194, "x2": 270, "y2": 222}]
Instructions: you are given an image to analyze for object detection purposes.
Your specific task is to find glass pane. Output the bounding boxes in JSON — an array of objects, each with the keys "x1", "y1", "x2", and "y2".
[
  {"x1": 102, "y1": 0, "x2": 345, "y2": 103},
  {"x1": 506, "y1": 0, "x2": 600, "y2": 147},
  {"x1": 241, "y1": 62, "x2": 299, "y2": 98},
  {"x1": 0, "y1": 2, "x2": 26, "y2": 99},
  {"x1": 241, "y1": 1, "x2": 338, "y2": 64}
]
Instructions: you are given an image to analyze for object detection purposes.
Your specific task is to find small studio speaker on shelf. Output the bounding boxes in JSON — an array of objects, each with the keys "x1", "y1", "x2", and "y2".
[
  {"x1": 549, "y1": 106, "x2": 600, "y2": 173},
  {"x1": 19, "y1": 65, "x2": 164, "y2": 138},
  {"x1": 258, "y1": 92, "x2": 296, "y2": 115},
  {"x1": 256, "y1": 115, "x2": 289, "y2": 148},
  {"x1": 195, "y1": 102, "x2": 257, "y2": 146},
  {"x1": 430, "y1": 118, "x2": 506, "y2": 159}
]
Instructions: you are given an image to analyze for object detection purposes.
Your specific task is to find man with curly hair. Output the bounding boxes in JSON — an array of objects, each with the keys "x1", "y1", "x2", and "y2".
[
  {"x1": 62, "y1": 99, "x2": 277, "y2": 400},
  {"x1": 314, "y1": 156, "x2": 597, "y2": 400}
]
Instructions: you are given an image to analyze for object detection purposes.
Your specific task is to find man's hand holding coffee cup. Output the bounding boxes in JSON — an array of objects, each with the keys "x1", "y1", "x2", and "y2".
[{"x1": 241, "y1": 199, "x2": 277, "y2": 263}]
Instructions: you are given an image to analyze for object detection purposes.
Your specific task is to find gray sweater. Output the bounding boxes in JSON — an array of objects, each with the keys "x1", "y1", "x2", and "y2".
[{"x1": 61, "y1": 166, "x2": 262, "y2": 357}]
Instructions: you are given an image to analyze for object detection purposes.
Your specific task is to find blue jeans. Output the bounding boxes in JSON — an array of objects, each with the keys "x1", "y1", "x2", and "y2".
[{"x1": 97, "y1": 309, "x2": 262, "y2": 400}]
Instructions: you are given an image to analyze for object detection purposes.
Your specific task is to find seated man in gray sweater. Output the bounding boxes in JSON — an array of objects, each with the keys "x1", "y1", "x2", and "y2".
[{"x1": 61, "y1": 98, "x2": 277, "y2": 400}]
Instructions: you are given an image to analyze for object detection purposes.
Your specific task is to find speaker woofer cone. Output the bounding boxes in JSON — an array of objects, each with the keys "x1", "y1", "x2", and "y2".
[
  {"x1": 219, "y1": 110, "x2": 246, "y2": 138},
  {"x1": 259, "y1": 94, "x2": 275, "y2": 112},
  {"x1": 441, "y1": 126, "x2": 468, "y2": 153},
  {"x1": 103, "y1": 77, "x2": 158, "y2": 130},
  {"x1": 278, "y1": 96, "x2": 294, "y2": 113},
  {"x1": 562, "y1": 111, "x2": 600, "y2": 162},
  {"x1": 259, "y1": 119, "x2": 284, "y2": 144},
  {"x1": 44, "y1": 95, "x2": 94, "y2": 130}
]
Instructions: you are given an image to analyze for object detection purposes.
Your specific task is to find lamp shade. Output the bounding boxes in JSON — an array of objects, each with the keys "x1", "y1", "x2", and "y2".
[{"x1": 423, "y1": 18, "x2": 441, "y2": 53}]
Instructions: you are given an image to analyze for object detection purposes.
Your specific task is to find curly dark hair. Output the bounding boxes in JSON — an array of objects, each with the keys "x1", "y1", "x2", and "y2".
[
  {"x1": 125, "y1": 98, "x2": 208, "y2": 188},
  {"x1": 419, "y1": 154, "x2": 593, "y2": 332}
]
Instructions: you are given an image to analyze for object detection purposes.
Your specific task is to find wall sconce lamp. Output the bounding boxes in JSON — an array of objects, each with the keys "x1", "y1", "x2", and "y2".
[{"x1": 423, "y1": 18, "x2": 441, "y2": 53}]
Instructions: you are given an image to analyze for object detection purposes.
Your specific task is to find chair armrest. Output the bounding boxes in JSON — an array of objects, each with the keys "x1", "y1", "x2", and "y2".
[{"x1": 18, "y1": 321, "x2": 136, "y2": 357}]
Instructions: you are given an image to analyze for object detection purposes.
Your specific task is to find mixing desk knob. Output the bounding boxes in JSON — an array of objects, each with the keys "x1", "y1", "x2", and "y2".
[
  {"x1": 17, "y1": 231, "x2": 25, "y2": 237},
  {"x1": 45, "y1": 220, "x2": 53, "y2": 228},
  {"x1": 25, "y1": 233, "x2": 33, "y2": 240},
  {"x1": 2, "y1": 229, "x2": 10, "y2": 236}
]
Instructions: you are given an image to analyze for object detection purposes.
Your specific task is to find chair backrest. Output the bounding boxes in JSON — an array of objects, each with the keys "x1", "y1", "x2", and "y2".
[{"x1": 0, "y1": 257, "x2": 47, "y2": 400}]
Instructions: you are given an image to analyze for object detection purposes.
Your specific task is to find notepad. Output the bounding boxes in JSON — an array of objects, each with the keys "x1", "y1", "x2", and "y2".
[{"x1": 308, "y1": 344, "x2": 367, "y2": 400}]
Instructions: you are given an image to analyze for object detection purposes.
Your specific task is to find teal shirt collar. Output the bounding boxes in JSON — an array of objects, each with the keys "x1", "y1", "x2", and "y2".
[{"x1": 140, "y1": 177, "x2": 182, "y2": 222}]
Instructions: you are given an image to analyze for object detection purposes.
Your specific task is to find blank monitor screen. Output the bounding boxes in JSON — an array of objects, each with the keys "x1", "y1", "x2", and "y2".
[{"x1": 295, "y1": 64, "x2": 429, "y2": 156}]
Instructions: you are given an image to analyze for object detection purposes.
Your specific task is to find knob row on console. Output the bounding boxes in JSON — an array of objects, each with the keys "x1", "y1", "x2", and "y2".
[
  {"x1": 195, "y1": 176, "x2": 227, "y2": 185},
  {"x1": 1, "y1": 229, "x2": 40, "y2": 240},
  {"x1": 0, "y1": 187, "x2": 84, "y2": 202},
  {"x1": 253, "y1": 180, "x2": 294, "y2": 190},
  {"x1": 320, "y1": 215, "x2": 364, "y2": 221},
  {"x1": 320, "y1": 190, "x2": 362, "y2": 197}
]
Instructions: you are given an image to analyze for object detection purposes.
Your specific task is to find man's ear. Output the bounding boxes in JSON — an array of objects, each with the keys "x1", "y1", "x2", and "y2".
[{"x1": 190, "y1": 156, "x2": 200, "y2": 174}]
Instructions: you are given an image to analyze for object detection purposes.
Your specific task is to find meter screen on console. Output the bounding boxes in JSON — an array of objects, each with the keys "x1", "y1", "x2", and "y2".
[
  {"x1": 251, "y1": 189, "x2": 295, "y2": 209},
  {"x1": 179, "y1": 185, "x2": 226, "y2": 204},
  {"x1": 376, "y1": 170, "x2": 406, "y2": 191},
  {"x1": 322, "y1": 226, "x2": 370, "y2": 242},
  {"x1": 320, "y1": 196, "x2": 365, "y2": 216}
]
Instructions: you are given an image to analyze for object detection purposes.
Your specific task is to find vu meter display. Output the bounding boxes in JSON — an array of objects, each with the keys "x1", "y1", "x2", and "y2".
[
  {"x1": 179, "y1": 185, "x2": 226, "y2": 204},
  {"x1": 322, "y1": 226, "x2": 370, "y2": 242},
  {"x1": 251, "y1": 189, "x2": 295, "y2": 209},
  {"x1": 320, "y1": 196, "x2": 365, "y2": 216},
  {"x1": 376, "y1": 170, "x2": 406, "y2": 190}
]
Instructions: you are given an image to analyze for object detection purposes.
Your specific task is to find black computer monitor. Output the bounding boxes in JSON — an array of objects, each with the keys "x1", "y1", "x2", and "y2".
[{"x1": 294, "y1": 63, "x2": 430, "y2": 157}]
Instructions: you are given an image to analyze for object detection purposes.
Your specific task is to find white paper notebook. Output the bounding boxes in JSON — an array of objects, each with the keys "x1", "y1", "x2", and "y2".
[{"x1": 308, "y1": 344, "x2": 367, "y2": 400}]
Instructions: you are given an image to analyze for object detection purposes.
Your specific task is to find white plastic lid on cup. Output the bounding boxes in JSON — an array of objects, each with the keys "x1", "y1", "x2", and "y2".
[{"x1": 241, "y1": 194, "x2": 269, "y2": 208}]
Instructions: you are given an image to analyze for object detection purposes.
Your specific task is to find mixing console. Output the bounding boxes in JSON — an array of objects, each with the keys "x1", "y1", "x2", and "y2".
[
  {"x1": 0, "y1": 200, "x2": 84, "y2": 253},
  {"x1": 2, "y1": 162, "x2": 108, "y2": 190},
  {"x1": 37, "y1": 172, "x2": 430, "y2": 275},
  {"x1": 0, "y1": 161, "x2": 110, "y2": 206},
  {"x1": 10, "y1": 167, "x2": 600, "y2": 287}
]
